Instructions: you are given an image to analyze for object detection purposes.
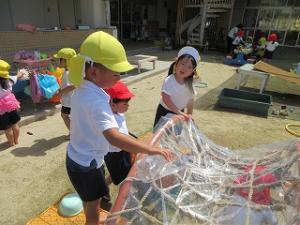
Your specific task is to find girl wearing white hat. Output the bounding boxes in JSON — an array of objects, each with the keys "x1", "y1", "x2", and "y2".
[{"x1": 154, "y1": 46, "x2": 200, "y2": 127}]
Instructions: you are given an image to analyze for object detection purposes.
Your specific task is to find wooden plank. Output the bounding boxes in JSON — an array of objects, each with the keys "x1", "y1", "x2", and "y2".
[
  {"x1": 254, "y1": 61, "x2": 291, "y2": 76},
  {"x1": 254, "y1": 61, "x2": 300, "y2": 84}
]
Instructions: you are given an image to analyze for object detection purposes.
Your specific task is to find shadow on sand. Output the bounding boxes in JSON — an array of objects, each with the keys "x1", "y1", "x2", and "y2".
[{"x1": 10, "y1": 135, "x2": 66, "y2": 157}]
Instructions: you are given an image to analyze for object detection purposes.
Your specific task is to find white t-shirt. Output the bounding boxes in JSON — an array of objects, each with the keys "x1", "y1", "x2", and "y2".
[
  {"x1": 265, "y1": 41, "x2": 279, "y2": 52},
  {"x1": 228, "y1": 27, "x2": 239, "y2": 39},
  {"x1": 67, "y1": 80, "x2": 118, "y2": 168},
  {"x1": 160, "y1": 74, "x2": 195, "y2": 111},
  {"x1": 109, "y1": 113, "x2": 129, "y2": 152},
  {"x1": 0, "y1": 76, "x2": 17, "y2": 98},
  {"x1": 232, "y1": 36, "x2": 244, "y2": 45},
  {"x1": 61, "y1": 70, "x2": 74, "y2": 108}
]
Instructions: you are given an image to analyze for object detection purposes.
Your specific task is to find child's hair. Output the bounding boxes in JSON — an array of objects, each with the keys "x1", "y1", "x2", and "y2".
[
  {"x1": 168, "y1": 54, "x2": 197, "y2": 94},
  {"x1": 0, "y1": 77, "x2": 9, "y2": 90},
  {"x1": 111, "y1": 98, "x2": 131, "y2": 104},
  {"x1": 237, "y1": 24, "x2": 243, "y2": 29},
  {"x1": 85, "y1": 62, "x2": 104, "y2": 73}
]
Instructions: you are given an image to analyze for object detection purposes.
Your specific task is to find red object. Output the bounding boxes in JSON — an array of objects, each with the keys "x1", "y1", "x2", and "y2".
[
  {"x1": 234, "y1": 165, "x2": 277, "y2": 205},
  {"x1": 16, "y1": 23, "x2": 36, "y2": 32},
  {"x1": 268, "y1": 33, "x2": 278, "y2": 42},
  {"x1": 236, "y1": 30, "x2": 245, "y2": 37},
  {"x1": 105, "y1": 81, "x2": 134, "y2": 100}
]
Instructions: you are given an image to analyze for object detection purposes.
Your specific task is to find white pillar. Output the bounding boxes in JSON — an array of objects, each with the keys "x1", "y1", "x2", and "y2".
[
  {"x1": 80, "y1": 0, "x2": 109, "y2": 28},
  {"x1": 199, "y1": 1, "x2": 207, "y2": 45},
  {"x1": 104, "y1": 0, "x2": 111, "y2": 26},
  {"x1": 227, "y1": 0, "x2": 235, "y2": 31}
]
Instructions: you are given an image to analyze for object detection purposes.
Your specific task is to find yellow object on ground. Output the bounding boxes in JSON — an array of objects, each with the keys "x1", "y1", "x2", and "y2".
[
  {"x1": 26, "y1": 199, "x2": 108, "y2": 225},
  {"x1": 285, "y1": 124, "x2": 300, "y2": 137}
]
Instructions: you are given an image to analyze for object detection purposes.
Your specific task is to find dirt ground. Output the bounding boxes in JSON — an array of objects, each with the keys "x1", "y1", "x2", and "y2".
[{"x1": 0, "y1": 57, "x2": 299, "y2": 225}]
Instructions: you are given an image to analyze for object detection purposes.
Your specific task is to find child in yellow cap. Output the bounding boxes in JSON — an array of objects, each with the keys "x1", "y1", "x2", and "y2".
[
  {"x1": 53, "y1": 48, "x2": 76, "y2": 139},
  {"x1": 66, "y1": 31, "x2": 173, "y2": 225},
  {"x1": 0, "y1": 60, "x2": 26, "y2": 146}
]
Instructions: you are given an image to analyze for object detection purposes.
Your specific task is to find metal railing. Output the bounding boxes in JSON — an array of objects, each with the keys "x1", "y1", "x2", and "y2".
[{"x1": 183, "y1": 0, "x2": 232, "y2": 8}]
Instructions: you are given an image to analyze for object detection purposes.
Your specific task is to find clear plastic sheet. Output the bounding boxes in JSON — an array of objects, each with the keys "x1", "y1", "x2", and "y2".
[{"x1": 107, "y1": 116, "x2": 300, "y2": 225}]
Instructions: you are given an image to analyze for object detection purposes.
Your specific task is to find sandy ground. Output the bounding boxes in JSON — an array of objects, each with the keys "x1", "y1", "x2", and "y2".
[{"x1": 0, "y1": 58, "x2": 299, "y2": 225}]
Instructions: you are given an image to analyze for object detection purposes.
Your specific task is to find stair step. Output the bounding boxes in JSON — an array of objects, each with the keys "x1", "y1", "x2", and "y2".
[
  {"x1": 206, "y1": 14, "x2": 221, "y2": 18},
  {"x1": 190, "y1": 33, "x2": 200, "y2": 38},
  {"x1": 207, "y1": 8, "x2": 228, "y2": 13}
]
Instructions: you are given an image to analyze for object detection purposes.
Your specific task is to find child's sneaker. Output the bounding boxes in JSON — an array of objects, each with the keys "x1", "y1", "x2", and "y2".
[
  {"x1": 102, "y1": 193, "x2": 111, "y2": 202},
  {"x1": 100, "y1": 194, "x2": 112, "y2": 211}
]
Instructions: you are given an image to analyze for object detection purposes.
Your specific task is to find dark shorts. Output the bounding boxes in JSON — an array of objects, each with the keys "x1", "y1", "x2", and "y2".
[
  {"x1": 153, "y1": 104, "x2": 184, "y2": 128},
  {"x1": 264, "y1": 50, "x2": 274, "y2": 59},
  {"x1": 61, "y1": 106, "x2": 71, "y2": 115},
  {"x1": 154, "y1": 104, "x2": 174, "y2": 128},
  {"x1": 104, "y1": 151, "x2": 131, "y2": 185},
  {"x1": 0, "y1": 110, "x2": 21, "y2": 130},
  {"x1": 66, "y1": 155, "x2": 108, "y2": 202}
]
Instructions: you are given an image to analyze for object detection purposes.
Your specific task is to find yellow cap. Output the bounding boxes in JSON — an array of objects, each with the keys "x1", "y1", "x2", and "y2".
[
  {"x1": 53, "y1": 48, "x2": 76, "y2": 59},
  {"x1": 69, "y1": 31, "x2": 133, "y2": 86},
  {"x1": 0, "y1": 60, "x2": 10, "y2": 79}
]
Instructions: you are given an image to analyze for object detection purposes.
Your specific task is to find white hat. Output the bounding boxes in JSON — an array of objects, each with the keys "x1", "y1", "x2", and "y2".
[{"x1": 177, "y1": 46, "x2": 200, "y2": 63}]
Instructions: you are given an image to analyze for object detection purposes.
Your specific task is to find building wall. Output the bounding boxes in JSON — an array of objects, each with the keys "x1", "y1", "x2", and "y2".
[
  {"x1": 0, "y1": 0, "x2": 13, "y2": 30},
  {"x1": 80, "y1": 0, "x2": 108, "y2": 28},
  {"x1": 0, "y1": 29, "x2": 115, "y2": 62},
  {"x1": 10, "y1": 0, "x2": 48, "y2": 28},
  {"x1": 0, "y1": 0, "x2": 110, "y2": 30},
  {"x1": 58, "y1": 0, "x2": 76, "y2": 29},
  {"x1": 156, "y1": 0, "x2": 168, "y2": 29}
]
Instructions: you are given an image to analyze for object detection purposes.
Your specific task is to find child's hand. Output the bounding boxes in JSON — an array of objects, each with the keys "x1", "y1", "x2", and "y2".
[
  {"x1": 178, "y1": 111, "x2": 192, "y2": 120},
  {"x1": 16, "y1": 69, "x2": 30, "y2": 80},
  {"x1": 150, "y1": 147, "x2": 174, "y2": 161}
]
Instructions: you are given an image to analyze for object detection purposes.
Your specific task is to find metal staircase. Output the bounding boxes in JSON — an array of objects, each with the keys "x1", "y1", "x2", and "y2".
[{"x1": 176, "y1": 0, "x2": 233, "y2": 46}]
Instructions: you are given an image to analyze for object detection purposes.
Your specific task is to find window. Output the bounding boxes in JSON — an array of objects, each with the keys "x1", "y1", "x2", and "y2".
[
  {"x1": 260, "y1": 0, "x2": 287, "y2": 6},
  {"x1": 243, "y1": 9, "x2": 258, "y2": 28},
  {"x1": 257, "y1": 9, "x2": 274, "y2": 29},
  {"x1": 272, "y1": 9, "x2": 291, "y2": 30},
  {"x1": 290, "y1": 10, "x2": 300, "y2": 31},
  {"x1": 287, "y1": 0, "x2": 300, "y2": 6},
  {"x1": 247, "y1": 0, "x2": 261, "y2": 6},
  {"x1": 247, "y1": 0, "x2": 287, "y2": 6}
]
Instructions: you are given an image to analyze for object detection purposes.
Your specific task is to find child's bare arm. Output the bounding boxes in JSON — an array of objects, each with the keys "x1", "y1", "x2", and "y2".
[
  {"x1": 162, "y1": 92, "x2": 180, "y2": 113},
  {"x1": 103, "y1": 128, "x2": 173, "y2": 161},
  {"x1": 60, "y1": 85, "x2": 75, "y2": 95},
  {"x1": 162, "y1": 92, "x2": 192, "y2": 119},
  {"x1": 186, "y1": 98, "x2": 194, "y2": 115}
]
